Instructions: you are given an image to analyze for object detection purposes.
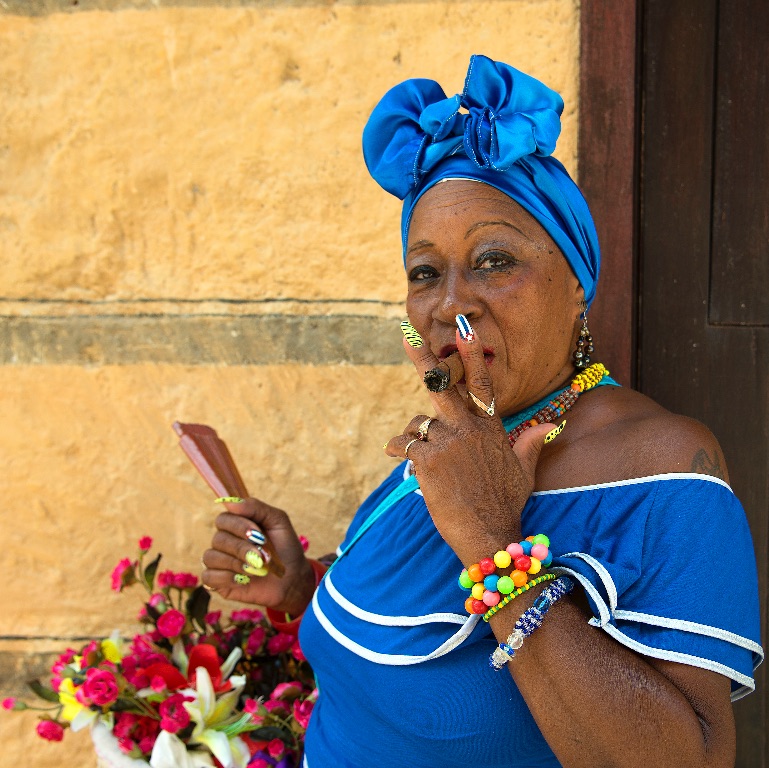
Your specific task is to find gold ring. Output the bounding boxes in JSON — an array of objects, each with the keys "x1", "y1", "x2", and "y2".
[
  {"x1": 468, "y1": 391, "x2": 495, "y2": 416},
  {"x1": 203, "y1": 583, "x2": 218, "y2": 593},
  {"x1": 404, "y1": 438, "x2": 419, "y2": 459},
  {"x1": 416, "y1": 417, "x2": 434, "y2": 441}
]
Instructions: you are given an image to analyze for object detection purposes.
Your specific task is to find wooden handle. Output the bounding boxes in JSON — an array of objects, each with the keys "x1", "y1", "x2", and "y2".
[{"x1": 173, "y1": 422, "x2": 285, "y2": 578}]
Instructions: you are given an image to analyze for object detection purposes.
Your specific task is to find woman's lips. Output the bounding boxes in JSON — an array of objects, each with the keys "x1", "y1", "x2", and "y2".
[{"x1": 437, "y1": 345, "x2": 495, "y2": 365}]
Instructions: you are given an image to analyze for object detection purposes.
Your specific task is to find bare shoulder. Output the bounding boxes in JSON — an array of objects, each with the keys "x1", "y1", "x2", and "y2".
[{"x1": 537, "y1": 385, "x2": 730, "y2": 489}]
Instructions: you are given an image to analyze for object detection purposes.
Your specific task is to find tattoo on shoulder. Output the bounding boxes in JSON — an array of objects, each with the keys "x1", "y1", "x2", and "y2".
[{"x1": 690, "y1": 448, "x2": 725, "y2": 480}]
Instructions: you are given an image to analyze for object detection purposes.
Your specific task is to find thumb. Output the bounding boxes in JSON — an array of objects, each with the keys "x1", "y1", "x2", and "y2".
[{"x1": 511, "y1": 420, "x2": 566, "y2": 478}]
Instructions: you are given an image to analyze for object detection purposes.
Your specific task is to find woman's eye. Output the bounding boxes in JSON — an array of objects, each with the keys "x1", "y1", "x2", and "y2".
[
  {"x1": 476, "y1": 251, "x2": 516, "y2": 270},
  {"x1": 408, "y1": 265, "x2": 439, "y2": 281}
]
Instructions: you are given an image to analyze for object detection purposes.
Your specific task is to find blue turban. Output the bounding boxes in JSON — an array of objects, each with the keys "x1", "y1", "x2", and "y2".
[{"x1": 362, "y1": 55, "x2": 600, "y2": 306}]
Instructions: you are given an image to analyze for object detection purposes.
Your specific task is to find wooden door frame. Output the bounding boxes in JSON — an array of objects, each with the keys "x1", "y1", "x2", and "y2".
[{"x1": 578, "y1": 0, "x2": 639, "y2": 387}]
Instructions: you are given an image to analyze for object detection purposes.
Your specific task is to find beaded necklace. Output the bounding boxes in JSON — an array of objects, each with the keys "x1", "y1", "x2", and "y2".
[{"x1": 504, "y1": 362, "x2": 609, "y2": 445}]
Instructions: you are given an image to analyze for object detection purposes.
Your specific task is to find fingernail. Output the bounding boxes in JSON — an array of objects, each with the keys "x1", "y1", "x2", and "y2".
[
  {"x1": 245, "y1": 550, "x2": 264, "y2": 569},
  {"x1": 243, "y1": 562, "x2": 268, "y2": 576},
  {"x1": 456, "y1": 314, "x2": 475, "y2": 342},
  {"x1": 215, "y1": 496, "x2": 244, "y2": 504},
  {"x1": 233, "y1": 573, "x2": 251, "y2": 585},
  {"x1": 544, "y1": 420, "x2": 566, "y2": 444},
  {"x1": 246, "y1": 529, "x2": 266, "y2": 546},
  {"x1": 400, "y1": 320, "x2": 423, "y2": 348}
]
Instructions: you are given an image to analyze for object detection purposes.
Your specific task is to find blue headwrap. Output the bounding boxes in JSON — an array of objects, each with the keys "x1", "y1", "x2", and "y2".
[{"x1": 362, "y1": 55, "x2": 600, "y2": 306}]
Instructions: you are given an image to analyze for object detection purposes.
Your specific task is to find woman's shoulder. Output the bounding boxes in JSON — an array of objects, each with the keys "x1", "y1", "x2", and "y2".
[{"x1": 535, "y1": 384, "x2": 730, "y2": 490}]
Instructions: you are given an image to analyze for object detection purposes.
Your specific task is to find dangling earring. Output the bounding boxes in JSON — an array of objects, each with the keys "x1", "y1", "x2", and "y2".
[{"x1": 573, "y1": 301, "x2": 593, "y2": 370}]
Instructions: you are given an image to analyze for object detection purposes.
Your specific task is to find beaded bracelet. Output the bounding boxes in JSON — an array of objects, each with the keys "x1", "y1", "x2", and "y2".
[
  {"x1": 459, "y1": 534, "x2": 553, "y2": 615},
  {"x1": 482, "y1": 572, "x2": 556, "y2": 621},
  {"x1": 489, "y1": 576, "x2": 574, "y2": 670}
]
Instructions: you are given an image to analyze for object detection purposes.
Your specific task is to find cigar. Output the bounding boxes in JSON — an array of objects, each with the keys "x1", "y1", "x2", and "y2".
[{"x1": 423, "y1": 353, "x2": 465, "y2": 392}]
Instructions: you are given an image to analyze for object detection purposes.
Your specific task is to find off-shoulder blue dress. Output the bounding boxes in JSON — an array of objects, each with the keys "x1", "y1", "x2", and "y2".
[{"x1": 299, "y1": 461, "x2": 762, "y2": 768}]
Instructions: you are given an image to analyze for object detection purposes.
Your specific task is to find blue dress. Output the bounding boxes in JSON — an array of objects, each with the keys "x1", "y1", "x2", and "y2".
[{"x1": 299, "y1": 462, "x2": 763, "y2": 768}]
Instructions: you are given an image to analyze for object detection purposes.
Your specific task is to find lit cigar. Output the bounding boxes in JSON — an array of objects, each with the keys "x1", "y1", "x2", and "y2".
[{"x1": 423, "y1": 353, "x2": 465, "y2": 392}]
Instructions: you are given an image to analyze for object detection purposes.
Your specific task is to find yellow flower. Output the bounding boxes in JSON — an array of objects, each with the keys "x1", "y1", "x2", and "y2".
[
  {"x1": 57, "y1": 678, "x2": 97, "y2": 731},
  {"x1": 101, "y1": 634, "x2": 124, "y2": 664}
]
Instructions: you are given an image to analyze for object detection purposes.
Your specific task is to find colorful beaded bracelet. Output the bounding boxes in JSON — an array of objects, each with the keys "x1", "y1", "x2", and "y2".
[
  {"x1": 489, "y1": 576, "x2": 574, "y2": 670},
  {"x1": 482, "y1": 572, "x2": 556, "y2": 622},
  {"x1": 459, "y1": 534, "x2": 553, "y2": 615}
]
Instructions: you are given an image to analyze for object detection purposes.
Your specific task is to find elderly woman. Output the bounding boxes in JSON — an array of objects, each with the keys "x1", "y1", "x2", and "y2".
[{"x1": 201, "y1": 56, "x2": 762, "y2": 767}]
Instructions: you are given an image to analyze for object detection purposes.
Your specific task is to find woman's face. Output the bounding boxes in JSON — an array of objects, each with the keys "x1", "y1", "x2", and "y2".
[{"x1": 405, "y1": 179, "x2": 583, "y2": 418}]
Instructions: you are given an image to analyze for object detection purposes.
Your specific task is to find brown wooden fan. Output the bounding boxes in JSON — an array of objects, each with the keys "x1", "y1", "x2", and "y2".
[{"x1": 172, "y1": 422, "x2": 285, "y2": 578}]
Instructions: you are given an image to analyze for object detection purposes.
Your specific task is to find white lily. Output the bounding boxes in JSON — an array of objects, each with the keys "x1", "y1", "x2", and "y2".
[
  {"x1": 149, "y1": 730, "x2": 214, "y2": 768},
  {"x1": 181, "y1": 666, "x2": 250, "y2": 768}
]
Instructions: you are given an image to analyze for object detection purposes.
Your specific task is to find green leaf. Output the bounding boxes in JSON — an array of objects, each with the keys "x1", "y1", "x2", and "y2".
[
  {"x1": 27, "y1": 680, "x2": 60, "y2": 703},
  {"x1": 143, "y1": 553, "x2": 162, "y2": 591},
  {"x1": 186, "y1": 586, "x2": 210, "y2": 632}
]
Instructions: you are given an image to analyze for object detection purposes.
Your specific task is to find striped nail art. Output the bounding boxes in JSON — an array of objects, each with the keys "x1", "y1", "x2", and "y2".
[
  {"x1": 400, "y1": 320, "x2": 423, "y2": 348},
  {"x1": 456, "y1": 314, "x2": 475, "y2": 342},
  {"x1": 246, "y1": 529, "x2": 266, "y2": 546}
]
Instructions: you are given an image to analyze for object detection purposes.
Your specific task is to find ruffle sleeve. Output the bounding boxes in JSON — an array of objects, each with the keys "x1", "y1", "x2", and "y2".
[{"x1": 528, "y1": 474, "x2": 763, "y2": 700}]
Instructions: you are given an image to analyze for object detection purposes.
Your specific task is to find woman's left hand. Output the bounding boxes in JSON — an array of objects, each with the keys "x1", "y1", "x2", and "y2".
[{"x1": 384, "y1": 324, "x2": 553, "y2": 565}]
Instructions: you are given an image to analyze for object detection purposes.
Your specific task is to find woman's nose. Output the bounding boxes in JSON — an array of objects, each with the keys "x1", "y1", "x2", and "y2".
[{"x1": 432, "y1": 271, "x2": 482, "y2": 325}]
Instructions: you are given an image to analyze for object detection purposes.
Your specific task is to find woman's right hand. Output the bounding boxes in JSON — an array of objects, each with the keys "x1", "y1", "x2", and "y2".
[{"x1": 200, "y1": 497, "x2": 315, "y2": 616}]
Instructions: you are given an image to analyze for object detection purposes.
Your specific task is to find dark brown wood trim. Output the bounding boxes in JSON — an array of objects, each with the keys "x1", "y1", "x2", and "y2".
[{"x1": 578, "y1": 1, "x2": 640, "y2": 387}]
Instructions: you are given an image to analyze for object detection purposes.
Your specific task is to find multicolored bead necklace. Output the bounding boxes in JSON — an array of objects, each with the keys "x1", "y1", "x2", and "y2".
[{"x1": 506, "y1": 362, "x2": 609, "y2": 445}]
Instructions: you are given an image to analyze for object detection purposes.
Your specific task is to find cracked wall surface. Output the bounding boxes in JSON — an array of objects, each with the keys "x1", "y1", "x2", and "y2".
[{"x1": 0, "y1": 2, "x2": 580, "y2": 763}]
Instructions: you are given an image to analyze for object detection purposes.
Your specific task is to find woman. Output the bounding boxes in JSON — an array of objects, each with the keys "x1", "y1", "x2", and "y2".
[{"x1": 201, "y1": 56, "x2": 762, "y2": 767}]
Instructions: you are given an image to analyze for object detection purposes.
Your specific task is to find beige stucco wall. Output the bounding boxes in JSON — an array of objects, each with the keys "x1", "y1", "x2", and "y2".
[{"x1": 0, "y1": 1, "x2": 580, "y2": 764}]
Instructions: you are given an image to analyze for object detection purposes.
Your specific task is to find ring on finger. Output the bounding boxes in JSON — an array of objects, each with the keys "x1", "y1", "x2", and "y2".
[
  {"x1": 404, "y1": 438, "x2": 419, "y2": 459},
  {"x1": 416, "y1": 417, "x2": 434, "y2": 441},
  {"x1": 468, "y1": 391, "x2": 495, "y2": 416},
  {"x1": 203, "y1": 583, "x2": 218, "y2": 593}
]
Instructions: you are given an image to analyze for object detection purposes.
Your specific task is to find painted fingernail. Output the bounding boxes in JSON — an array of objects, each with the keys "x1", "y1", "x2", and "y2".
[
  {"x1": 233, "y1": 573, "x2": 251, "y2": 585},
  {"x1": 243, "y1": 562, "x2": 268, "y2": 576},
  {"x1": 246, "y1": 529, "x2": 266, "y2": 546},
  {"x1": 544, "y1": 420, "x2": 566, "y2": 444},
  {"x1": 456, "y1": 314, "x2": 475, "y2": 342},
  {"x1": 400, "y1": 320, "x2": 423, "y2": 348},
  {"x1": 215, "y1": 496, "x2": 244, "y2": 504},
  {"x1": 245, "y1": 550, "x2": 264, "y2": 569}
]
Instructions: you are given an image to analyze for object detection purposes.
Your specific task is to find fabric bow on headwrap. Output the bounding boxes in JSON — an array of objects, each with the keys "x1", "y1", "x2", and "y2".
[{"x1": 362, "y1": 54, "x2": 600, "y2": 306}]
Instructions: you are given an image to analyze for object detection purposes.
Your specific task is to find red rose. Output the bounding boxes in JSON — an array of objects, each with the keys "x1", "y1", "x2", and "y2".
[
  {"x1": 111, "y1": 558, "x2": 136, "y2": 592},
  {"x1": 82, "y1": 667, "x2": 119, "y2": 706},
  {"x1": 156, "y1": 609, "x2": 186, "y2": 638},
  {"x1": 138, "y1": 536, "x2": 153, "y2": 551},
  {"x1": 158, "y1": 693, "x2": 191, "y2": 734},
  {"x1": 267, "y1": 633, "x2": 294, "y2": 655},
  {"x1": 36, "y1": 720, "x2": 64, "y2": 741}
]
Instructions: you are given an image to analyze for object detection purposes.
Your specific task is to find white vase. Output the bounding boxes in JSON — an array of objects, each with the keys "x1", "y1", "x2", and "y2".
[{"x1": 91, "y1": 721, "x2": 150, "y2": 768}]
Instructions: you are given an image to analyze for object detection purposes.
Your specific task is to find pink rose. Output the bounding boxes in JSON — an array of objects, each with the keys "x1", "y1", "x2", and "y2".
[
  {"x1": 158, "y1": 693, "x2": 191, "y2": 734},
  {"x1": 2, "y1": 697, "x2": 16, "y2": 710},
  {"x1": 246, "y1": 626, "x2": 266, "y2": 655},
  {"x1": 156, "y1": 609, "x2": 186, "y2": 638},
  {"x1": 267, "y1": 738, "x2": 285, "y2": 758},
  {"x1": 290, "y1": 640, "x2": 306, "y2": 662},
  {"x1": 156, "y1": 570, "x2": 175, "y2": 588},
  {"x1": 250, "y1": 760, "x2": 271, "y2": 768},
  {"x1": 82, "y1": 667, "x2": 119, "y2": 706},
  {"x1": 113, "y1": 713, "x2": 138, "y2": 739},
  {"x1": 173, "y1": 572, "x2": 198, "y2": 589},
  {"x1": 150, "y1": 675, "x2": 166, "y2": 692},
  {"x1": 138, "y1": 536, "x2": 153, "y2": 551},
  {"x1": 118, "y1": 737, "x2": 136, "y2": 754},
  {"x1": 36, "y1": 720, "x2": 64, "y2": 741},
  {"x1": 149, "y1": 593, "x2": 167, "y2": 608},
  {"x1": 293, "y1": 698, "x2": 314, "y2": 730},
  {"x1": 205, "y1": 610, "x2": 222, "y2": 626},
  {"x1": 270, "y1": 681, "x2": 303, "y2": 701},
  {"x1": 111, "y1": 558, "x2": 136, "y2": 592},
  {"x1": 230, "y1": 608, "x2": 264, "y2": 623},
  {"x1": 263, "y1": 699, "x2": 289, "y2": 718},
  {"x1": 267, "y1": 633, "x2": 294, "y2": 655}
]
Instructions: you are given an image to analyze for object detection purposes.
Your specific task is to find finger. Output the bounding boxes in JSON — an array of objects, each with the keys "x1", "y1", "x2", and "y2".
[
  {"x1": 400, "y1": 335, "x2": 475, "y2": 422},
  {"x1": 384, "y1": 432, "x2": 424, "y2": 462},
  {"x1": 455, "y1": 314, "x2": 496, "y2": 417}
]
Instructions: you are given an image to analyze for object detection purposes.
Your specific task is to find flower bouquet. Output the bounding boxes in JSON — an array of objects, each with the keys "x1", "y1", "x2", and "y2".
[{"x1": 3, "y1": 536, "x2": 316, "y2": 768}]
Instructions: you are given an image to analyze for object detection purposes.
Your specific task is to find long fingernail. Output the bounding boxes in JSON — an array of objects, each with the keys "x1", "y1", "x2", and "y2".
[
  {"x1": 456, "y1": 314, "x2": 475, "y2": 342},
  {"x1": 400, "y1": 320, "x2": 423, "y2": 348},
  {"x1": 544, "y1": 420, "x2": 566, "y2": 444},
  {"x1": 245, "y1": 550, "x2": 264, "y2": 568},
  {"x1": 234, "y1": 573, "x2": 251, "y2": 585},
  {"x1": 246, "y1": 529, "x2": 266, "y2": 545},
  {"x1": 243, "y1": 562, "x2": 269, "y2": 576},
  {"x1": 215, "y1": 496, "x2": 244, "y2": 504}
]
